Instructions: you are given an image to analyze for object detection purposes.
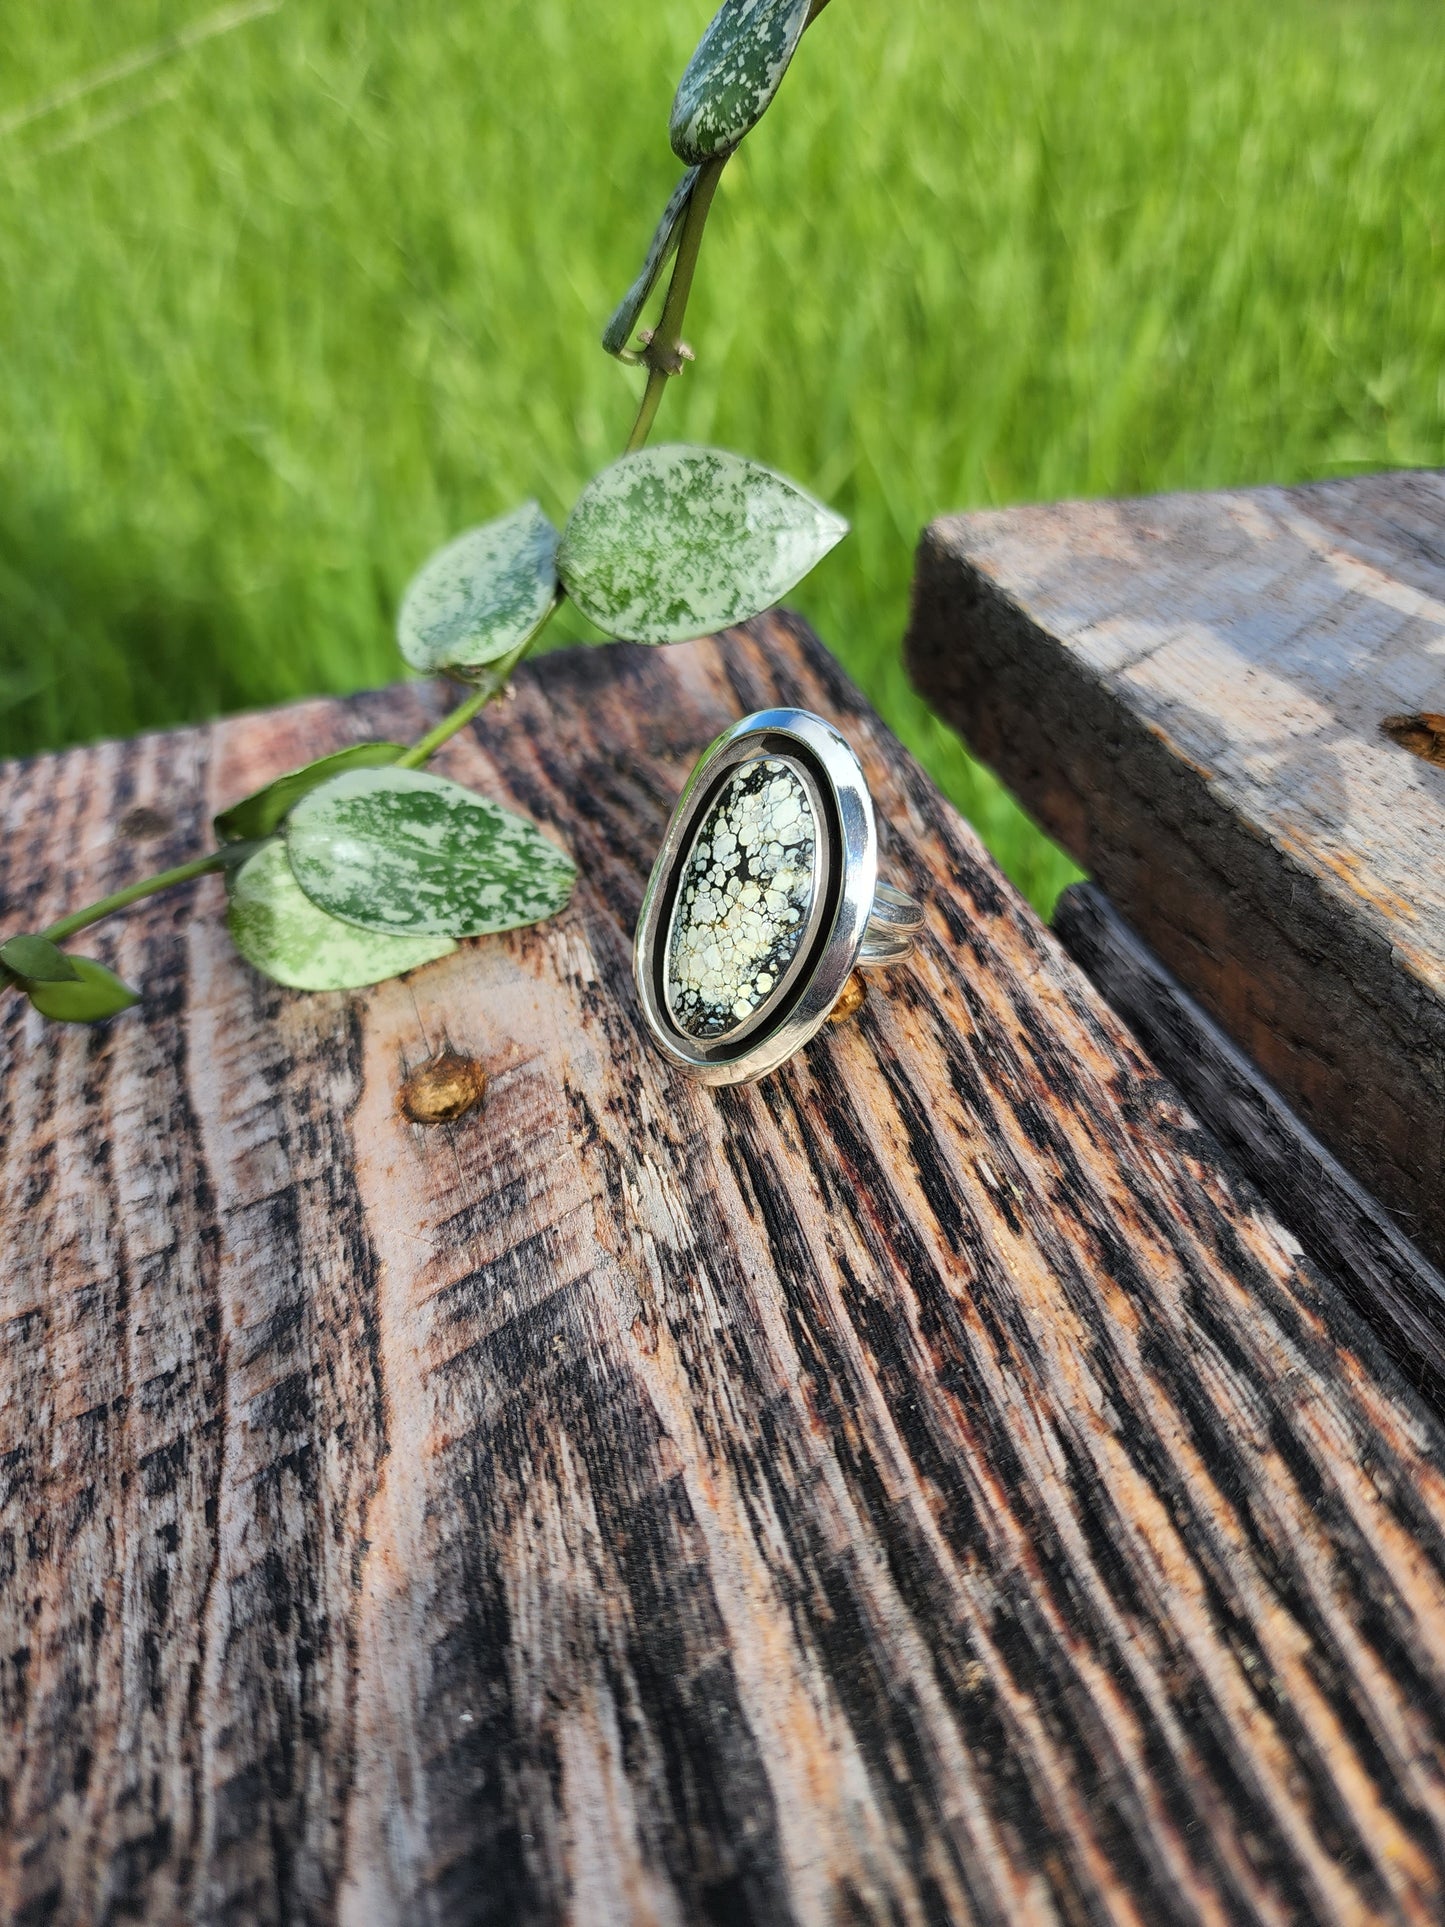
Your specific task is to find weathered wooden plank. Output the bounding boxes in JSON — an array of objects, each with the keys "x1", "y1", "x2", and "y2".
[
  {"x1": 904, "y1": 470, "x2": 1445, "y2": 1272},
  {"x1": 1055, "y1": 880, "x2": 1445, "y2": 1400},
  {"x1": 3, "y1": 614, "x2": 1445, "y2": 1925}
]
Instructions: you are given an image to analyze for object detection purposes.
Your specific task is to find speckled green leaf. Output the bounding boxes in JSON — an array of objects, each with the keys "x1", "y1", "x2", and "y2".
[
  {"x1": 27, "y1": 955, "x2": 140, "y2": 1022},
  {"x1": 227, "y1": 840, "x2": 455, "y2": 990},
  {"x1": 214, "y1": 742, "x2": 406, "y2": 843},
  {"x1": 0, "y1": 934, "x2": 80, "y2": 983},
  {"x1": 398, "y1": 502, "x2": 560, "y2": 677},
  {"x1": 670, "y1": 0, "x2": 811, "y2": 163},
  {"x1": 557, "y1": 444, "x2": 847, "y2": 645},
  {"x1": 284, "y1": 768, "x2": 576, "y2": 939},
  {"x1": 602, "y1": 168, "x2": 700, "y2": 359}
]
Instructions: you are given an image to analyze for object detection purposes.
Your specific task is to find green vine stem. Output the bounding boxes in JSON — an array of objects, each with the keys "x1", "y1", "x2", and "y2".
[
  {"x1": 393, "y1": 596, "x2": 561, "y2": 771},
  {"x1": 9, "y1": 136, "x2": 731, "y2": 966},
  {"x1": 626, "y1": 155, "x2": 728, "y2": 453},
  {"x1": 38, "y1": 842, "x2": 263, "y2": 947},
  {"x1": 394, "y1": 684, "x2": 500, "y2": 775}
]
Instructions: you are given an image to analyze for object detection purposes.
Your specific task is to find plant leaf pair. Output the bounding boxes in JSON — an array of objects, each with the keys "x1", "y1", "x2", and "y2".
[
  {"x1": 228, "y1": 842, "x2": 457, "y2": 991},
  {"x1": 0, "y1": 934, "x2": 139, "y2": 1023},
  {"x1": 228, "y1": 769, "x2": 576, "y2": 992},
  {"x1": 557, "y1": 445, "x2": 847, "y2": 645}
]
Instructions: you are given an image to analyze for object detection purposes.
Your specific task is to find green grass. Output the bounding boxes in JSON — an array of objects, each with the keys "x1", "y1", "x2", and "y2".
[{"x1": 2, "y1": 0, "x2": 1442, "y2": 912}]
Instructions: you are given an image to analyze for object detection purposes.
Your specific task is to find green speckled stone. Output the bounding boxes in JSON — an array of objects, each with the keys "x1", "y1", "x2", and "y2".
[{"x1": 667, "y1": 757, "x2": 817, "y2": 1039}]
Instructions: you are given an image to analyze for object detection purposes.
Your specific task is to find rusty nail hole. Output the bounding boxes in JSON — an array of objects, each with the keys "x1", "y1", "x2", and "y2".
[
  {"x1": 1381, "y1": 713, "x2": 1445, "y2": 768},
  {"x1": 828, "y1": 973, "x2": 866, "y2": 1025},
  {"x1": 398, "y1": 1050, "x2": 488, "y2": 1125},
  {"x1": 117, "y1": 805, "x2": 174, "y2": 840}
]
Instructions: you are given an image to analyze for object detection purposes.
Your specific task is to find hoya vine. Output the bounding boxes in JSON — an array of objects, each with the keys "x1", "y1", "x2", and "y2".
[{"x1": 1, "y1": 0, "x2": 846, "y2": 1022}]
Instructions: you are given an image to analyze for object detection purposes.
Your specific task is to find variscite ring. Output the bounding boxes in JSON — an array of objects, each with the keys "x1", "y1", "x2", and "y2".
[{"x1": 633, "y1": 708, "x2": 923, "y2": 1086}]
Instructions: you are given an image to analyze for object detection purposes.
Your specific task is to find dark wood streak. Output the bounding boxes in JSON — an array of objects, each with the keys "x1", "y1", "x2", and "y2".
[
  {"x1": 3, "y1": 615, "x2": 1445, "y2": 1925},
  {"x1": 1054, "y1": 881, "x2": 1445, "y2": 1402}
]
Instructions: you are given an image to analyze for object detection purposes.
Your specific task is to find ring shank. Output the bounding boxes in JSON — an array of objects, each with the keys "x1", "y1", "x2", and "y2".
[{"x1": 858, "y1": 880, "x2": 923, "y2": 966}]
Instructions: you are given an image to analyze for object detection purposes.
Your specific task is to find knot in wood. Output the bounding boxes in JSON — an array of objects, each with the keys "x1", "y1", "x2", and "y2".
[
  {"x1": 398, "y1": 1050, "x2": 488, "y2": 1125},
  {"x1": 116, "y1": 805, "x2": 174, "y2": 841},
  {"x1": 1381, "y1": 712, "x2": 1445, "y2": 768}
]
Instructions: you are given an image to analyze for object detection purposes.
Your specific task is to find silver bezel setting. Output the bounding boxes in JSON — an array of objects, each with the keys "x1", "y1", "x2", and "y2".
[{"x1": 633, "y1": 708, "x2": 878, "y2": 1086}]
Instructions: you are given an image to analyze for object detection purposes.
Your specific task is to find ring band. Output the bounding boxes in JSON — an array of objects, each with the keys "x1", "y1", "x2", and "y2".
[
  {"x1": 860, "y1": 879, "x2": 924, "y2": 967},
  {"x1": 633, "y1": 708, "x2": 923, "y2": 1086}
]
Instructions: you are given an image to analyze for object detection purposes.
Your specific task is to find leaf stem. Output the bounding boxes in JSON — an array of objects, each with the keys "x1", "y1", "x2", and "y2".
[
  {"x1": 38, "y1": 842, "x2": 264, "y2": 947},
  {"x1": 394, "y1": 686, "x2": 493, "y2": 771},
  {"x1": 626, "y1": 155, "x2": 727, "y2": 454},
  {"x1": 395, "y1": 595, "x2": 562, "y2": 770}
]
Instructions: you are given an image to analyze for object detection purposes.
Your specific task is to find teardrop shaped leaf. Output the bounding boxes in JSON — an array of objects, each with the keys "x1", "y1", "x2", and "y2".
[
  {"x1": 214, "y1": 742, "x2": 407, "y2": 843},
  {"x1": 27, "y1": 955, "x2": 140, "y2": 1023},
  {"x1": 399, "y1": 503, "x2": 560, "y2": 678},
  {"x1": 227, "y1": 840, "x2": 455, "y2": 991},
  {"x1": 557, "y1": 445, "x2": 848, "y2": 645},
  {"x1": 0, "y1": 934, "x2": 81, "y2": 983},
  {"x1": 285, "y1": 768, "x2": 576, "y2": 940},
  {"x1": 602, "y1": 168, "x2": 700, "y2": 359},
  {"x1": 670, "y1": 0, "x2": 811, "y2": 164}
]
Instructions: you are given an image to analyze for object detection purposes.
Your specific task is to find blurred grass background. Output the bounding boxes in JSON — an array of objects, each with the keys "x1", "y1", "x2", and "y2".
[{"x1": 1, "y1": 0, "x2": 1441, "y2": 911}]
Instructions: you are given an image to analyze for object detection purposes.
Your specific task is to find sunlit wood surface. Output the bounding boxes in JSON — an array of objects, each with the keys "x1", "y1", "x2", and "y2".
[{"x1": 3, "y1": 615, "x2": 1444, "y2": 1925}]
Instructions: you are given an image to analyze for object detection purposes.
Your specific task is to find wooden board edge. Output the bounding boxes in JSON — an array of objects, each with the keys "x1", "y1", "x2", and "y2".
[{"x1": 902, "y1": 516, "x2": 1445, "y2": 1276}]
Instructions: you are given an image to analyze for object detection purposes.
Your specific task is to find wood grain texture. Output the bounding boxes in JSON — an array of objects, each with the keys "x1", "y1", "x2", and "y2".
[
  {"x1": 904, "y1": 470, "x2": 1445, "y2": 1271},
  {"x1": 1054, "y1": 881, "x2": 1445, "y2": 1400},
  {"x1": 3, "y1": 614, "x2": 1445, "y2": 1926}
]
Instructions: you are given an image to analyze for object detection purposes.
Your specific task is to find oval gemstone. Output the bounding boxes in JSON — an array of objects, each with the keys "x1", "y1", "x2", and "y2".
[{"x1": 666, "y1": 756, "x2": 818, "y2": 1040}]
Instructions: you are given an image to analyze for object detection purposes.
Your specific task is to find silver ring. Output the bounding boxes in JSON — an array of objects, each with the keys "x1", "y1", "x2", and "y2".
[{"x1": 633, "y1": 708, "x2": 923, "y2": 1085}]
